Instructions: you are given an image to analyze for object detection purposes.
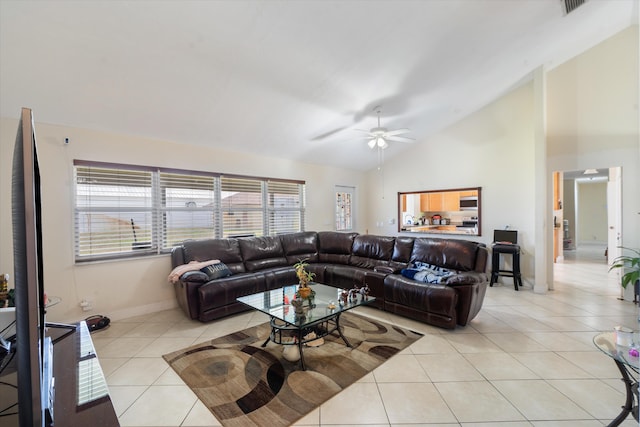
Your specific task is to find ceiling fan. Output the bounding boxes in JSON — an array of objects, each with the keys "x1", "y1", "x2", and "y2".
[{"x1": 356, "y1": 107, "x2": 414, "y2": 149}]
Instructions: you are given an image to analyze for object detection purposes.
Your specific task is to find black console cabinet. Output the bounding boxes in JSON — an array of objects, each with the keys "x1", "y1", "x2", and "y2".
[
  {"x1": 0, "y1": 321, "x2": 119, "y2": 426},
  {"x1": 49, "y1": 321, "x2": 119, "y2": 426}
]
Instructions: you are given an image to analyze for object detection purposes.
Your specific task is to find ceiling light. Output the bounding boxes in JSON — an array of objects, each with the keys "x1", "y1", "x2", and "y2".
[
  {"x1": 583, "y1": 169, "x2": 598, "y2": 175},
  {"x1": 376, "y1": 137, "x2": 386, "y2": 148},
  {"x1": 368, "y1": 139, "x2": 376, "y2": 149}
]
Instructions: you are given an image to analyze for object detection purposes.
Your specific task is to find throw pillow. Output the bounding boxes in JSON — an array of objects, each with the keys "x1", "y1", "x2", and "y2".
[{"x1": 200, "y1": 262, "x2": 232, "y2": 280}]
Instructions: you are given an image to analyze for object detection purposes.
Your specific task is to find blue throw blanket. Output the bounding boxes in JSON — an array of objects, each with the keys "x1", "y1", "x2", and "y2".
[{"x1": 400, "y1": 261, "x2": 458, "y2": 284}]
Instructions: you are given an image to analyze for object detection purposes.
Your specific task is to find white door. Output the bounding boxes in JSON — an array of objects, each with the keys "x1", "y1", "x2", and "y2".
[
  {"x1": 607, "y1": 167, "x2": 622, "y2": 291},
  {"x1": 335, "y1": 185, "x2": 355, "y2": 231}
]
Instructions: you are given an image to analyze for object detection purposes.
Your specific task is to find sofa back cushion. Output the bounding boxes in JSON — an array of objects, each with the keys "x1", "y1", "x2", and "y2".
[
  {"x1": 280, "y1": 231, "x2": 319, "y2": 263},
  {"x1": 182, "y1": 238, "x2": 246, "y2": 274},
  {"x1": 317, "y1": 231, "x2": 357, "y2": 264},
  {"x1": 411, "y1": 238, "x2": 480, "y2": 272},
  {"x1": 238, "y1": 236, "x2": 288, "y2": 272},
  {"x1": 389, "y1": 236, "x2": 415, "y2": 270},
  {"x1": 349, "y1": 235, "x2": 395, "y2": 269}
]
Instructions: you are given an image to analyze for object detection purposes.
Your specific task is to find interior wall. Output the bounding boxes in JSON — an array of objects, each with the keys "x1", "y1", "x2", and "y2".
[
  {"x1": 0, "y1": 119, "x2": 366, "y2": 322},
  {"x1": 562, "y1": 179, "x2": 576, "y2": 249},
  {"x1": 364, "y1": 82, "x2": 537, "y2": 284},
  {"x1": 576, "y1": 181, "x2": 608, "y2": 244},
  {"x1": 546, "y1": 25, "x2": 639, "y2": 300}
]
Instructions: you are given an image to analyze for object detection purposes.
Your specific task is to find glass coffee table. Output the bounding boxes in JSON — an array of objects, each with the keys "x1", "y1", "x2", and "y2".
[
  {"x1": 237, "y1": 283, "x2": 375, "y2": 370},
  {"x1": 593, "y1": 332, "x2": 639, "y2": 426}
]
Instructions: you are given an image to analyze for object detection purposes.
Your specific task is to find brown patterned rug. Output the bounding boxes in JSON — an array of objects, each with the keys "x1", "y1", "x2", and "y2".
[{"x1": 163, "y1": 312, "x2": 422, "y2": 427}]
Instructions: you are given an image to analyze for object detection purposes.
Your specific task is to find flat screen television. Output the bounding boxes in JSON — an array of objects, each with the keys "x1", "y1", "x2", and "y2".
[{"x1": 12, "y1": 107, "x2": 53, "y2": 427}]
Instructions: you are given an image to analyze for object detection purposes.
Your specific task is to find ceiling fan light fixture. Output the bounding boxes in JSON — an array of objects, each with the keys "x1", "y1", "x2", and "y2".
[
  {"x1": 368, "y1": 139, "x2": 376, "y2": 149},
  {"x1": 583, "y1": 168, "x2": 598, "y2": 175},
  {"x1": 376, "y1": 137, "x2": 386, "y2": 148}
]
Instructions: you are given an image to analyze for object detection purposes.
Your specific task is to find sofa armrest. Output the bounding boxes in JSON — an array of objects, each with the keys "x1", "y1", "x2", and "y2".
[
  {"x1": 444, "y1": 271, "x2": 489, "y2": 286},
  {"x1": 181, "y1": 271, "x2": 209, "y2": 283},
  {"x1": 373, "y1": 266, "x2": 395, "y2": 275}
]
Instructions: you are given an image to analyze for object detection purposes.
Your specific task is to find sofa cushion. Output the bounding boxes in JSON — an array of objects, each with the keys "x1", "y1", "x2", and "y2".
[
  {"x1": 318, "y1": 231, "x2": 357, "y2": 264},
  {"x1": 182, "y1": 238, "x2": 246, "y2": 274},
  {"x1": 349, "y1": 235, "x2": 395, "y2": 269},
  {"x1": 238, "y1": 236, "x2": 288, "y2": 272},
  {"x1": 280, "y1": 231, "x2": 319, "y2": 263},
  {"x1": 411, "y1": 238, "x2": 479, "y2": 272}
]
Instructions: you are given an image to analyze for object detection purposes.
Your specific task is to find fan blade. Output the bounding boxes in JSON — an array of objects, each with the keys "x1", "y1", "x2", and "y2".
[
  {"x1": 384, "y1": 128, "x2": 411, "y2": 137},
  {"x1": 386, "y1": 136, "x2": 415, "y2": 143},
  {"x1": 354, "y1": 128, "x2": 374, "y2": 134}
]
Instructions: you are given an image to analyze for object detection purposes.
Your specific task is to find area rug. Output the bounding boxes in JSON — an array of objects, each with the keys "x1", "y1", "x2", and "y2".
[{"x1": 163, "y1": 312, "x2": 423, "y2": 427}]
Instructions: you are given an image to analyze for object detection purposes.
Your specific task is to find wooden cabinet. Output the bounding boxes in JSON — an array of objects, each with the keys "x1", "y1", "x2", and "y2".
[
  {"x1": 419, "y1": 193, "x2": 429, "y2": 211},
  {"x1": 420, "y1": 191, "x2": 463, "y2": 212},
  {"x1": 443, "y1": 191, "x2": 459, "y2": 211}
]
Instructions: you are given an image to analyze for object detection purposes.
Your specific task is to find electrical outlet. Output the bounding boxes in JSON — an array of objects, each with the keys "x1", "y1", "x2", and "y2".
[{"x1": 80, "y1": 299, "x2": 93, "y2": 312}]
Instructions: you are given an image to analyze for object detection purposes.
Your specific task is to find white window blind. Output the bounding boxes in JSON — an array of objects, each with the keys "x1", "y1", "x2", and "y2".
[
  {"x1": 268, "y1": 180, "x2": 304, "y2": 235},
  {"x1": 220, "y1": 176, "x2": 264, "y2": 238},
  {"x1": 73, "y1": 161, "x2": 306, "y2": 261},
  {"x1": 75, "y1": 164, "x2": 155, "y2": 260},
  {"x1": 160, "y1": 171, "x2": 218, "y2": 248}
]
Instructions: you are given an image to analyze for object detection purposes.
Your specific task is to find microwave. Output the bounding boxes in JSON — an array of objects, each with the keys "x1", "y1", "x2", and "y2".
[{"x1": 459, "y1": 196, "x2": 478, "y2": 211}]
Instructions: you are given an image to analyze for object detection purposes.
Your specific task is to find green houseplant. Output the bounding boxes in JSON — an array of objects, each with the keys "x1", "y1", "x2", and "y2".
[{"x1": 609, "y1": 247, "x2": 640, "y2": 295}]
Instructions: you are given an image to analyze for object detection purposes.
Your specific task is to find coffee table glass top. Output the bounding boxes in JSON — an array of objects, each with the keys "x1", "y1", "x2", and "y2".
[
  {"x1": 593, "y1": 332, "x2": 639, "y2": 371},
  {"x1": 237, "y1": 283, "x2": 375, "y2": 328}
]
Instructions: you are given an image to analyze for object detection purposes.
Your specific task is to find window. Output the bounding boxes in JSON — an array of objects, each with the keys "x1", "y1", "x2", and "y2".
[
  {"x1": 74, "y1": 161, "x2": 305, "y2": 262},
  {"x1": 268, "y1": 180, "x2": 305, "y2": 235},
  {"x1": 335, "y1": 185, "x2": 354, "y2": 231}
]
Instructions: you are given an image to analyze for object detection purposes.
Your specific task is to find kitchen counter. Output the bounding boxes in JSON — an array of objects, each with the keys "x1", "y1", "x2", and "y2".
[{"x1": 401, "y1": 224, "x2": 477, "y2": 235}]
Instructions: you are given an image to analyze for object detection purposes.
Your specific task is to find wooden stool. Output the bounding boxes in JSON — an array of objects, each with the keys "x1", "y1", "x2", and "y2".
[{"x1": 490, "y1": 243, "x2": 522, "y2": 291}]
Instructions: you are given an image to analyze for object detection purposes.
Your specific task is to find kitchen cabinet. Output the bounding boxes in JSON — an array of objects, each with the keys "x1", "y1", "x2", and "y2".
[
  {"x1": 443, "y1": 191, "x2": 459, "y2": 211},
  {"x1": 422, "y1": 192, "x2": 458, "y2": 212},
  {"x1": 420, "y1": 193, "x2": 430, "y2": 211},
  {"x1": 428, "y1": 193, "x2": 443, "y2": 211}
]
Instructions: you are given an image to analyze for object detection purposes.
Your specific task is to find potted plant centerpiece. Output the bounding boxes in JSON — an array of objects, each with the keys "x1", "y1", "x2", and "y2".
[
  {"x1": 294, "y1": 259, "x2": 315, "y2": 302},
  {"x1": 609, "y1": 247, "x2": 640, "y2": 303}
]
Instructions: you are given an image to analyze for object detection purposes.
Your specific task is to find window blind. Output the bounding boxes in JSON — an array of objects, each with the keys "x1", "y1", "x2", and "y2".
[
  {"x1": 160, "y1": 171, "x2": 217, "y2": 248},
  {"x1": 268, "y1": 181, "x2": 305, "y2": 235},
  {"x1": 220, "y1": 176, "x2": 264, "y2": 237},
  {"x1": 73, "y1": 161, "x2": 306, "y2": 261},
  {"x1": 75, "y1": 165, "x2": 155, "y2": 260}
]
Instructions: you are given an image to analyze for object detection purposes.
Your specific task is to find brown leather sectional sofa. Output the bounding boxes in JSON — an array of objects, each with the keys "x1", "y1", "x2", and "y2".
[{"x1": 170, "y1": 231, "x2": 489, "y2": 329}]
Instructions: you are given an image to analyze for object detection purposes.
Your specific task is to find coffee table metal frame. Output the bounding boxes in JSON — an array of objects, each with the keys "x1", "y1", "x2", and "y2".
[
  {"x1": 237, "y1": 283, "x2": 375, "y2": 370},
  {"x1": 593, "y1": 332, "x2": 639, "y2": 426}
]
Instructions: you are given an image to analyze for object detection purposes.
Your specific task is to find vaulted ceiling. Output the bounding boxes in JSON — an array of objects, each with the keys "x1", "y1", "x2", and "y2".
[{"x1": 0, "y1": 1, "x2": 636, "y2": 171}]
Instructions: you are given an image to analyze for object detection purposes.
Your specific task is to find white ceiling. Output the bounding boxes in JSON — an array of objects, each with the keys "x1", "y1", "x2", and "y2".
[{"x1": 0, "y1": 0, "x2": 637, "y2": 171}]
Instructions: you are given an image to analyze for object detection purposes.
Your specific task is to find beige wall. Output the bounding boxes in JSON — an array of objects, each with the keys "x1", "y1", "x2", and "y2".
[
  {"x1": 0, "y1": 121, "x2": 366, "y2": 322},
  {"x1": 1, "y1": 25, "x2": 638, "y2": 320},
  {"x1": 547, "y1": 25, "x2": 639, "y2": 300},
  {"x1": 547, "y1": 26, "x2": 639, "y2": 247},
  {"x1": 577, "y1": 181, "x2": 608, "y2": 244},
  {"x1": 364, "y1": 25, "x2": 639, "y2": 292},
  {"x1": 365, "y1": 82, "x2": 537, "y2": 284}
]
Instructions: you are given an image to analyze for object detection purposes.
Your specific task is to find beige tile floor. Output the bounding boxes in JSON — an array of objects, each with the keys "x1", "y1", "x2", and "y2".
[{"x1": 97, "y1": 243, "x2": 639, "y2": 427}]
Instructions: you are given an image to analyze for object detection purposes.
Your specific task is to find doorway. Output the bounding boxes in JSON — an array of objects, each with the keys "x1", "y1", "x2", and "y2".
[{"x1": 552, "y1": 167, "x2": 622, "y2": 296}]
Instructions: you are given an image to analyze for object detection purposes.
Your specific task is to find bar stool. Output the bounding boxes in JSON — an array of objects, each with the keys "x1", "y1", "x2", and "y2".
[{"x1": 490, "y1": 230, "x2": 522, "y2": 291}]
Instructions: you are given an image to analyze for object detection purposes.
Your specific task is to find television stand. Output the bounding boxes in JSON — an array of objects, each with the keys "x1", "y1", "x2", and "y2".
[{"x1": 49, "y1": 321, "x2": 119, "y2": 426}]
